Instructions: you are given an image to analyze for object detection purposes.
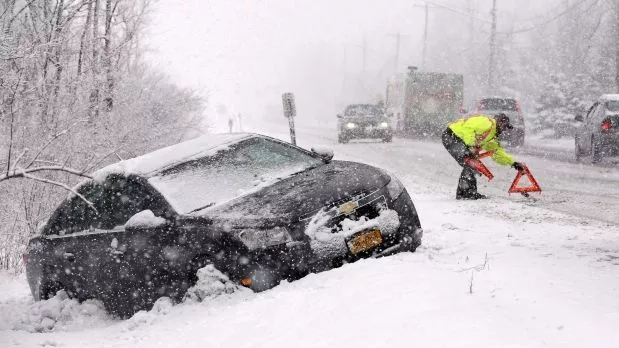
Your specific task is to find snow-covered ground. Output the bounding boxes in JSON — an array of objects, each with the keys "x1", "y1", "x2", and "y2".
[{"x1": 2, "y1": 122, "x2": 619, "y2": 347}]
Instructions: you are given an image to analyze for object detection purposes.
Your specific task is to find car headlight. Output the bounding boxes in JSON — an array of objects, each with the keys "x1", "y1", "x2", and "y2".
[
  {"x1": 384, "y1": 171, "x2": 405, "y2": 199},
  {"x1": 379, "y1": 122, "x2": 389, "y2": 128},
  {"x1": 238, "y1": 227, "x2": 291, "y2": 250},
  {"x1": 346, "y1": 122, "x2": 357, "y2": 129}
]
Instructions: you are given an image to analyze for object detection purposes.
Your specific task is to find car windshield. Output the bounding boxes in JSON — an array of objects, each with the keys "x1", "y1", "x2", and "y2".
[
  {"x1": 479, "y1": 98, "x2": 518, "y2": 111},
  {"x1": 605, "y1": 100, "x2": 619, "y2": 112},
  {"x1": 344, "y1": 105, "x2": 383, "y2": 117},
  {"x1": 148, "y1": 137, "x2": 323, "y2": 214}
]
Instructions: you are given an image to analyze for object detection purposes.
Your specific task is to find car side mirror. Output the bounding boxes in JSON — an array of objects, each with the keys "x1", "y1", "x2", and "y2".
[
  {"x1": 125, "y1": 210, "x2": 170, "y2": 230},
  {"x1": 574, "y1": 114, "x2": 584, "y2": 122},
  {"x1": 311, "y1": 146, "x2": 334, "y2": 163}
]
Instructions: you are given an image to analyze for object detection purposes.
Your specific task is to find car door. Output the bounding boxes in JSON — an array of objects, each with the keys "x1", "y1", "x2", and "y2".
[
  {"x1": 581, "y1": 103, "x2": 600, "y2": 153},
  {"x1": 89, "y1": 175, "x2": 176, "y2": 312}
]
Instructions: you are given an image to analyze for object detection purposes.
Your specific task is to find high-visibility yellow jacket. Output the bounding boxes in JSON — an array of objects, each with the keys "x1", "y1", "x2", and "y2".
[{"x1": 448, "y1": 114, "x2": 515, "y2": 166}]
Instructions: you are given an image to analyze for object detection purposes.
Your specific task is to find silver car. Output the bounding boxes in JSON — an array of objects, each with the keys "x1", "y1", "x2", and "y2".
[{"x1": 575, "y1": 95, "x2": 619, "y2": 163}]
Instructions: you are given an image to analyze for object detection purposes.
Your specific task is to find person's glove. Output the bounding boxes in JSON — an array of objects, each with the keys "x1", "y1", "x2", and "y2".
[{"x1": 512, "y1": 162, "x2": 525, "y2": 171}]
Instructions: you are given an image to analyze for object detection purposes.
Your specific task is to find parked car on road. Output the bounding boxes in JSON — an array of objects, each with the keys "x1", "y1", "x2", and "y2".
[
  {"x1": 25, "y1": 133, "x2": 422, "y2": 317},
  {"x1": 475, "y1": 97, "x2": 525, "y2": 147},
  {"x1": 575, "y1": 94, "x2": 619, "y2": 163},
  {"x1": 337, "y1": 104, "x2": 393, "y2": 143}
]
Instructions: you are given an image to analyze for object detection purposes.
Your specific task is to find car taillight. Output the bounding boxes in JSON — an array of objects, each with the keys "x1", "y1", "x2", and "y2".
[{"x1": 601, "y1": 120, "x2": 612, "y2": 132}]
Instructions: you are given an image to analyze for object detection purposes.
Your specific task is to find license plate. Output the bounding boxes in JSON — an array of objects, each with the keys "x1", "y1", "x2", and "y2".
[{"x1": 348, "y1": 229, "x2": 383, "y2": 254}]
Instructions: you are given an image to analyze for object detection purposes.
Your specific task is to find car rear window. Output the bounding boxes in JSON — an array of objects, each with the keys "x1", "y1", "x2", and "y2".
[
  {"x1": 149, "y1": 138, "x2": 323, "y2": 214},
  {"x1": 479, "y1": 98, "x2": 518, "y2": 111},
  {"x1": 605, "y1": 100, "x2": 619, "y2": 112}
]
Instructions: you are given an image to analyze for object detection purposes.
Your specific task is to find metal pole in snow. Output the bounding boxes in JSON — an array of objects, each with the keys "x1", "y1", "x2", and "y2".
[{"x1": 282, "y1": 93, "x2": 297, "y2": 145}]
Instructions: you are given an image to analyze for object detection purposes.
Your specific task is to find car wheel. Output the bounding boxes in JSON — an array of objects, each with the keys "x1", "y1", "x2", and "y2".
[
  {"x1": 39, "y1": 279, "x2": 65, "y2": 300},
  {"x1": 591, "y1": 136, "x2": 603, "y2": 163},
  {"x1": 338, "y1": 135, "x2": 349, "y2": 144},
  {"x1": 383, "y1": 136, "x2": 393, "y2": 143}
]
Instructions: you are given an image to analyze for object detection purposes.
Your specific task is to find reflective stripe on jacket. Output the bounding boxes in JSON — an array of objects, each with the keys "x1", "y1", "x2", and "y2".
[{"x1": 448, "y1": 114, "x2": 515, "y2": 166}]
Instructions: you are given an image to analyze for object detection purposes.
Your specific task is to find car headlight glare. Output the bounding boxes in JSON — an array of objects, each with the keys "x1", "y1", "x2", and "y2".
[
  {"x1": 379, "y1": 122, "x2": 389, "y2": 128},
  {"x1": 346, "y1": 122, "x2": 357, "y2": 129}
]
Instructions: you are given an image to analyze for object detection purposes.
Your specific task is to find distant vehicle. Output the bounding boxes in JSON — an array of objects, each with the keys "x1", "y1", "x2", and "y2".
[
  {"x1": 24, "y1": 133, "x2": 423, "y2": 317},
  {"x1": 337, "y1": 104, "x2": 393, "y2": 143},
  {"x1": 575, "y1": 94, "x2": 619, "y2": 163},
  {"x1": 475, "y1": 97, "x2": 525, "y2": 147},
  {"x1": 387, "y1": 67, "x2": 464, "y2": 137}
]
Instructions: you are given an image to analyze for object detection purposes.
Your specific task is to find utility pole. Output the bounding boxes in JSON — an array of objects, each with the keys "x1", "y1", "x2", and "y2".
[
  {"x1": 422, "y1": 2, "x2": 429, "y2": 69},
  {"x1": 362, "y1": 36, "x2": 367, "y2": 73},
  {"x1": 395, "y1": 32, "x2": 400, "y2": 75},
  {"x1": 488, "y1": 0, "x2": 497, "y2": 91}
]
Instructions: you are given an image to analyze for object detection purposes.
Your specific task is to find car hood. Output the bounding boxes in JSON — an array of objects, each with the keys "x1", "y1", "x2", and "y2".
[{"x1": 185, "y1": 160, "x2": 389, "y2": 223}]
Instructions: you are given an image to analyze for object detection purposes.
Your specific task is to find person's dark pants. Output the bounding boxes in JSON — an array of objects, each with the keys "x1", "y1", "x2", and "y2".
[{"x1": 441, "y1": 128, "x2": 478, "y2": 198}]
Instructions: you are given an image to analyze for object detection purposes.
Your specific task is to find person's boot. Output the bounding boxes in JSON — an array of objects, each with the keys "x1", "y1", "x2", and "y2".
[{"x1": 456, "y1": 192, "x2": 488, "y2": 200}]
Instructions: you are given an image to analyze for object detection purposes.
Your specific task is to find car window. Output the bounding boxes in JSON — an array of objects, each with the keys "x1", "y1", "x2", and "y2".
[
  {"x1": 585, "y1": 104, "x2": 597, "y2": 119},
  {"x1": 605, "y1": 100, "x2": 619, "y2": 113},
  {"x1": 479, "y1": 98, "x2": 518, "y2": 111},
  {"x1": 149, "y1": 137, "x2": 324, "y2": 214},
  {"x1": 591, "y1": 103, "x2": 605, "y2": 120},
  {"x1": 44, "y1": 176, "x2": 166, "y2": 235},
  {"x1": 89, "y1": 175, "x2": 164, "y2": 230},
  {"x1": 344, "y1": 105, "x2": 383, "y2": 116}
]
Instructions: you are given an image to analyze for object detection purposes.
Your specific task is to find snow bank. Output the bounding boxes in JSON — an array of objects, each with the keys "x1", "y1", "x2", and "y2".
[
  {"x1": 184, "y1": 265, "x2": 248, "y2": 302},
  {"x1": 0, "y1": 290, "x2": 113, "y2": 333}
]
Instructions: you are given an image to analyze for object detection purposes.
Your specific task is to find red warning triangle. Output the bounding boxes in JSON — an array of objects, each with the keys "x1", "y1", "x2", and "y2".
[
  {"x1": 464, "y1": 157, "x2": 494, "y2": 181},
  {"x1": 509, "y1": 165, "x2": 542, "y2": 194}
]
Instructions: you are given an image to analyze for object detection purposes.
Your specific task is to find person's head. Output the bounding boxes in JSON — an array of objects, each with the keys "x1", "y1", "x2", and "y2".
[{"x1": 494, "y1": 113, "x2": 513, "y2": 134}]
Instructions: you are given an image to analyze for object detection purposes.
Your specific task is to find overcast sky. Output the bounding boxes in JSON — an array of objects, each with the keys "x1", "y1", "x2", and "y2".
[{"x1": 146, "y1": 0, "x2": 553, "y2": 129}]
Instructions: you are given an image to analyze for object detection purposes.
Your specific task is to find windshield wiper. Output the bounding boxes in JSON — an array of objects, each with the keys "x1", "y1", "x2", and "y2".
[{"x1": 187, "y1": 202, "x2": 216, "y2": 214}]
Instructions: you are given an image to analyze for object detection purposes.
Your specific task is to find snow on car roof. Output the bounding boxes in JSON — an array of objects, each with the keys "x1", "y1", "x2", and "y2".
[
  {"x1": 599, "y1": 94, "x2": 619, "y2": 101},
  {"x1": 92, "y1": 133, "x2": 255, "y2": 182}
]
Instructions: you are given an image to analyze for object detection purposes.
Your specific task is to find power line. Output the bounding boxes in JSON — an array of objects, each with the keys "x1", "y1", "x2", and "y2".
[{"x1": 500, "y1": 0, "x2": 600, "y2": 35}]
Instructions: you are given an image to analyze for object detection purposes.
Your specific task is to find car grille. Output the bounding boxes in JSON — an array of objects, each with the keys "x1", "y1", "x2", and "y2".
[{"x1": 327, "y1": 198, "x2": 385, "y2": 234}]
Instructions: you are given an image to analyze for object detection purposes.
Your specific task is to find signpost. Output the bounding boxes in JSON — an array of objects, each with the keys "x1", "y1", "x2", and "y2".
[{"x1": 282, "y1": 92, "x2": 297, "y2": 145}]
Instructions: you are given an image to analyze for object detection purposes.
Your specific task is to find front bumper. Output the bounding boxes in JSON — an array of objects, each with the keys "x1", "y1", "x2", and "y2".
[
  {"x1": 340, "y1": 127, "x2": 392, "y2": 139},
  {"x1": 305, "y1": 187, "x2": 422, "y2": 263}
]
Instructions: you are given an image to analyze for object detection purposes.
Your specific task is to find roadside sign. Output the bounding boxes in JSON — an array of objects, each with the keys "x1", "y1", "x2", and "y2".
[
  {"x1": 282, "y1": 93, "x2": 297, "y2": 118},
  {"x1": 282, "y1": 92, "x2": 297, "y2": 145}
]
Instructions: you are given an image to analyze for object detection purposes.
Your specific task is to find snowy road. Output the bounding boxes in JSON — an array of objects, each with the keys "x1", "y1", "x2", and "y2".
[{"x1": 1, "y1": 123, "x2": 618, "y2": 347}]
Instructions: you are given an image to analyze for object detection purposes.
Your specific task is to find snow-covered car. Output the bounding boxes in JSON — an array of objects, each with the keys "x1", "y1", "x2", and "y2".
[
  {"x1": 475, "y1": 97, "x2": 525, "y2": 147},
  {"x1": 24, "y1": 133, "x2": 422, "y2": 317},
  {"x1": 575, "y1": 94, "x2": 619, "y2": 163},
  {"x1": 337, "y1": 104, "x2": 393, "y2": 143}
]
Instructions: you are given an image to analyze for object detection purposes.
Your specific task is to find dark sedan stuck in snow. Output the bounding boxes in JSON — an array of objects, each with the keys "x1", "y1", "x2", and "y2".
[{"x1": 25, "y1": 133, "x2": 422, "y2": 317}]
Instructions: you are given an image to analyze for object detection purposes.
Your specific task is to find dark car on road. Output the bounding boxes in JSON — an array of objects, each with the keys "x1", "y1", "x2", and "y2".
[
  {"x1": 575, "y1": 94, "x2": 619, "y2": 163},
  {"x1": 337, "y1": 104, "x2": 393, "y2": 143},
  {"x1": 475, "y1": 97, "x2": 525, "y2": 147},
  {"x1": 25, "y1": 133, "x2": 422, "y2": 317}
]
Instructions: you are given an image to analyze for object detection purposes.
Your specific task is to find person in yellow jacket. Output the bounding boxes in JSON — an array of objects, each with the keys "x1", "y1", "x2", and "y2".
[{"x1": 442, "y1": 113, "x2": 524, "y2": 200}]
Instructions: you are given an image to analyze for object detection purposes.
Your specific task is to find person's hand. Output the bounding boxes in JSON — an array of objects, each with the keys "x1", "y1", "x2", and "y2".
[{"x1": 512, "y1": 162, "x2": 525, "y2": 171}]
